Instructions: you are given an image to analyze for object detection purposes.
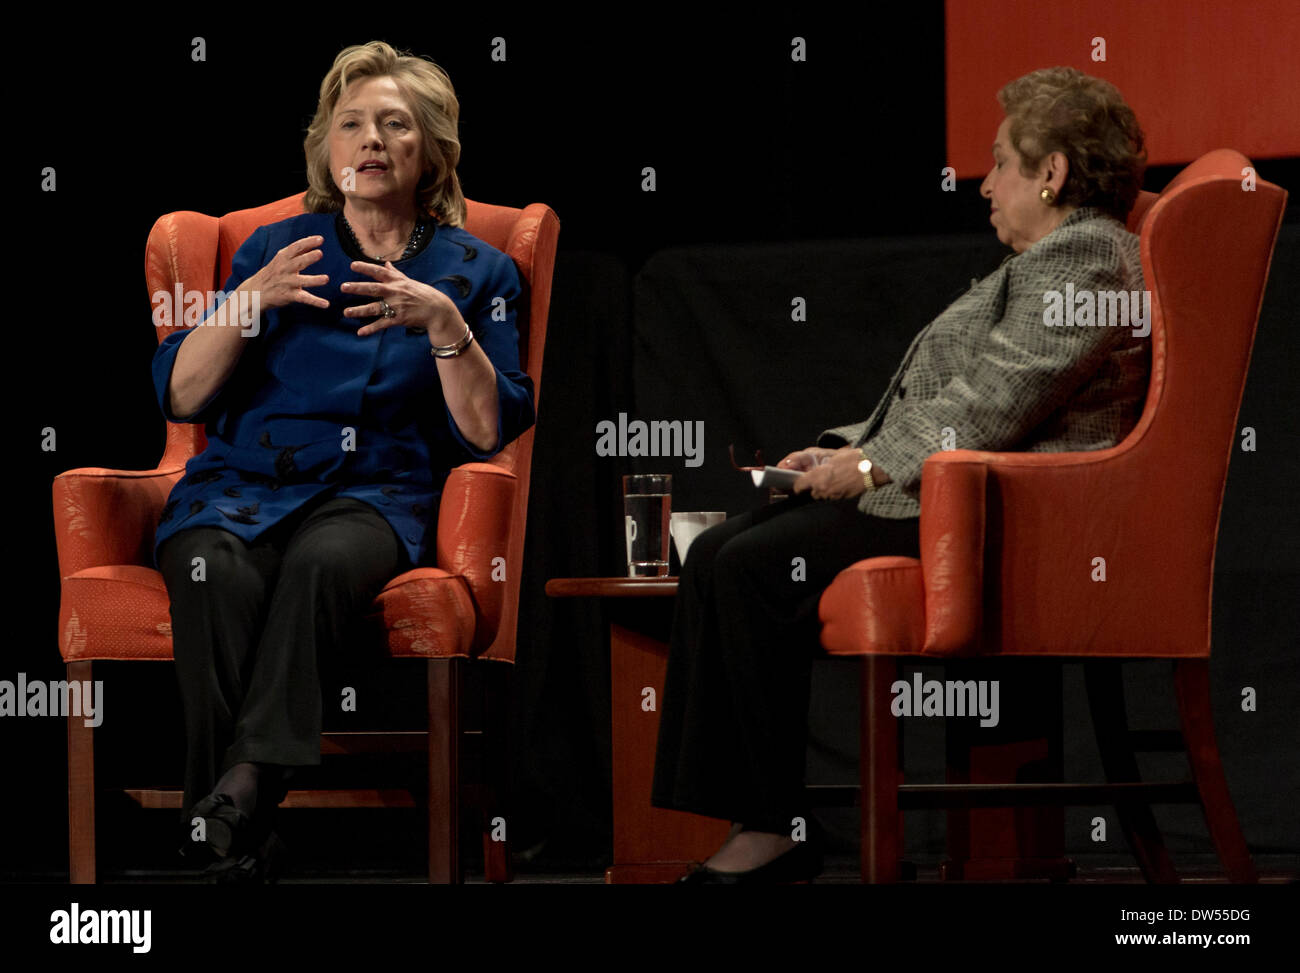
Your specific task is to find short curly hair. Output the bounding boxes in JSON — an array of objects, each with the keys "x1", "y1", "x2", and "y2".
[
  {"x1": 303, "y1": 41, "x2": 466, "y2": 226},
  {"x1": 998, "y1": 67, "x2": 1146, "y2": 221}
]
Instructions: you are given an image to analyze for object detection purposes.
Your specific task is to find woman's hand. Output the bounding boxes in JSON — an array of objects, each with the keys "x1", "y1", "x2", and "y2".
[
  {"x1": 342, "y1": 260, "x2": 464, "y2": 341},
  {"x1": 341, "y1": 259, "x2": 499, "y2": 451},
  {"x1": 777, "y1": 447, "x2": 838, "y2": 472},
  {"x1": 792, "y1": 446, "x2": 874, "y2": 500},
  {"x1": 246, "y1": 235, "x2": 330, "y2": 310}
]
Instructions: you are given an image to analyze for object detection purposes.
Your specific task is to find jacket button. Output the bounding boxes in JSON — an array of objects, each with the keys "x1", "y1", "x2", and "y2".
[{"x1": 897, "y1": 385, "x2": 907, "y2": 399}]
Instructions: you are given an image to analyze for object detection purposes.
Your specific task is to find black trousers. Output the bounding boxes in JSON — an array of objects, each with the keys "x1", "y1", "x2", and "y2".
[
  {"x1": 650, "y1": 494, "x2": 921, "y2": 833},
  {"x1": 158, "y1": 495, "x2": 407, "y2": 824}
]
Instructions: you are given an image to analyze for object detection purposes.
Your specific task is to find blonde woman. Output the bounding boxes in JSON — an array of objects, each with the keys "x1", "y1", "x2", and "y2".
[{"x1": 154, "y1": 41, "x2": 534, "y2": 881}]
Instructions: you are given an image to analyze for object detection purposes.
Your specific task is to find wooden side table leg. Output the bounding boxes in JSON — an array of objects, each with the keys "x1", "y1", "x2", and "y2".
[{"x1": 606, "y1": 622, "x2": 729, "y2": 884}]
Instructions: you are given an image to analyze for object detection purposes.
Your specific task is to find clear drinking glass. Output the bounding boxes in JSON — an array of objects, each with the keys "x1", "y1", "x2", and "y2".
[{"x1": 623, "y1": 474, "x2": 672, "y2": 577}]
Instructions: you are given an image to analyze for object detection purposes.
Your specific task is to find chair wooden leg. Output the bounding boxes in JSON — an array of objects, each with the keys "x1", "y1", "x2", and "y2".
[
  {"x1": 480, "y1": 662, "x2": 514, "y2": 883},
  {"x1": 67, "y1": 660, "x2": 96, "y2": 884},
  {"x1": 427, "y1": 657, "x2": 464, "y2": 884},
  {"x1": 1084, "y1": 661, "x2": 1179, "y2": 883},
  {"x1": 861, "y1": 656, "x2": 902, "y2": 883},
  {"x1": 1173, "y1": 659, "x2": 1258, "y2": 883}
]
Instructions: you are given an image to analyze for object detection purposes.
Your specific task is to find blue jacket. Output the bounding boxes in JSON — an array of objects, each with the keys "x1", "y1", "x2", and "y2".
[{"x1": 150, "y1": 211, "x2": 535, "y2": 569}]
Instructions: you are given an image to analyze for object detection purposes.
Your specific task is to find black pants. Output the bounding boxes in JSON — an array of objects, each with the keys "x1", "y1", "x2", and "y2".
[
  {"x1": 650, "y1": 495, "x2": 920, "y2": 833},
  {"x1": 158, "y1": 495, "x2": 406, "y2": 825}
]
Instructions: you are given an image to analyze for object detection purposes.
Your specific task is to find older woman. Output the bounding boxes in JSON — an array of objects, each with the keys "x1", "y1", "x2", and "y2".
[
  {"x1": 152, "y1": 41, "x2": 534, "y2": 880},
  {"x1": 652, "y1": 66, "x2": 1149, "y2": 883}
]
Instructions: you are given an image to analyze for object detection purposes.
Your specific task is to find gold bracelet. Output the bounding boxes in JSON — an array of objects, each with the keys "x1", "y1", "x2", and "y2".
[{"x1": 430, "y1": 323, "x2": 474, "y2": 358}]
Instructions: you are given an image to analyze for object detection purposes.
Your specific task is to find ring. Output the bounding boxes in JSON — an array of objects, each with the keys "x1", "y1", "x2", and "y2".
[{"x1": 380, "y1": 300, "x2": 396, "y2": 318}]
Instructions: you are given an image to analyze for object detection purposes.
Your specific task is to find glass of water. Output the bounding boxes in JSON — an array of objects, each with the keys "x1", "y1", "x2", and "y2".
[{"x1": 623, "y1": 474, "x2": 672, "y2": 577}]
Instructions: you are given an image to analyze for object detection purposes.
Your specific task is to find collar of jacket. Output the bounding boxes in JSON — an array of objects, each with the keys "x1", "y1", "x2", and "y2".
[
  {"x1": 1003, "y1": 205, "x2": 1115, "y2": 266},
  {"x1": 1054, "y1": 205, "x2": 1113, "y2": 229}
]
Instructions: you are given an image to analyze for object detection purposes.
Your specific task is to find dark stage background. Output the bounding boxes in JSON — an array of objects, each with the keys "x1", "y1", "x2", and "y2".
[{"x1": 6, "y1": 10, "x2": 1298, "y2": 879}]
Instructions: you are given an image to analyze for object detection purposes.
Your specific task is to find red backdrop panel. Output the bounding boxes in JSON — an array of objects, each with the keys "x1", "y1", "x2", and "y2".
[{"x1": 946, "y1": 0, "x2": 1300, "y2": 177}]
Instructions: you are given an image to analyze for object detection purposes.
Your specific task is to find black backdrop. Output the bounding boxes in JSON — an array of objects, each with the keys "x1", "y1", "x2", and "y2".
[{"x1": 7, "y1": 10, "x2": 1298, "y2": 878}]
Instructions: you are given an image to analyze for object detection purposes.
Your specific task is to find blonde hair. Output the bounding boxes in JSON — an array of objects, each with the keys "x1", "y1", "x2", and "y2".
[
  {"x1": 303, "y1": 41, "x2": 466, "y2": 226},
  {"x1": 998, "y1": 67, "x2": 1146, "y2": 221}
]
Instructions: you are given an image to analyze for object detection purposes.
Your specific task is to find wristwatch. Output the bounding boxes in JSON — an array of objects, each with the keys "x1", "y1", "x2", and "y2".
[{"x1": 857, "y1": 449, "x2": 877, "y2": 492}]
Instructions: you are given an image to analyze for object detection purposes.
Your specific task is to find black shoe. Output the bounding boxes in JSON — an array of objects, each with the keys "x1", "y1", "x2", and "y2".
[
  {"x1": 203, "y1": 830, "x2": 288, "y2": 884},
  {"x1": 186, "y1": 774, "x2": 284, "y2": 862},
  {"x1": 187, "y1": 793, "x2": 251, "y2": 860},
  {"x1": 676, "y1": 828, "x2": 824, "y2": 885}
]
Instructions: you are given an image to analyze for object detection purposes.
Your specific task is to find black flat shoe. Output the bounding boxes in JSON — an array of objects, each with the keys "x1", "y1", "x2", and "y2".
[
  {"x1": 187, "y1": 774, "x2": 286, "y2": 861},
  {"x1": 188, "y1": 793, "x2": 250, "y2": 859},
  {"x1": 676, "y1": 832, "x2": 824, "y2": 885},
  {"x1": 204, "y1": 830, "x2": 288, "y2": 884}
]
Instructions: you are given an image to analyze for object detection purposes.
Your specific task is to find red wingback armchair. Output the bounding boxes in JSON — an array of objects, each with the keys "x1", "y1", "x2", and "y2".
[
  {"x1": 53, "y1": 192, "x2": 559, "y2": 883},
  {"x1": 817, "y1": 150, "x2": 1287, "y2": 882}
]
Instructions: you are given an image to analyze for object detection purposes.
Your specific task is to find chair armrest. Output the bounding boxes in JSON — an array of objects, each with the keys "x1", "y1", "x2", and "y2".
[
  {"x1": 52, "y1": 466, "x2": 185, "y2": 576},
  {"x1": 918, "y1": 452, "x2": 987, "y2": 655},
  {"x1": 919, "y1": 445, "x2": 1130, "y2": 654},
  {"x1": 435, "y1": 462, "x2": 518, "y2": 649}
]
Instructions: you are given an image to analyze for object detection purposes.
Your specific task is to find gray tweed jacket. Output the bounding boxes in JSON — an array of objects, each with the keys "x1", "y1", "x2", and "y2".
[{"x1": 819, "y1": 206, "x2": 1149, "y2": 518}]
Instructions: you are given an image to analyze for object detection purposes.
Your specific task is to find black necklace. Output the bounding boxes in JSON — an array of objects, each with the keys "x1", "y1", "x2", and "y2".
[{"x1": 340, "y1": 214, "x2": 430, "y2": 263}]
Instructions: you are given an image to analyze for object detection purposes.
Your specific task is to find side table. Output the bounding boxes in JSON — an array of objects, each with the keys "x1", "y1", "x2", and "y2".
[{"x1": 545, "y1": 576, "x2": 729, "y2": 883}]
